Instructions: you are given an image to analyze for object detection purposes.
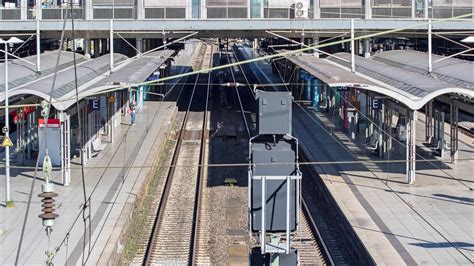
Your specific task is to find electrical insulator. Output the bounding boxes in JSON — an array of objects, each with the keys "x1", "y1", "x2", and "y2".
[
  {"x1": 38, "y1": 191, "x2": 59, "y2": 236},
  {"x1": 38, "y1": 154, "x2": 58, "y2": 236},
  {"x1": 40, "y1": 100, "x2": 49, "y2": 118}
]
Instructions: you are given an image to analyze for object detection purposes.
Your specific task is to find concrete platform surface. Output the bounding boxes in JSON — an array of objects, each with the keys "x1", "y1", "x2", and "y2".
[
  {"x1": 243, "y1": 47, "x2": 474, "y2": 265},
  {"x1": 0, "y1": 101, "x2": 176, "y2": 265},
  {"x1": 293, "y1": 106, "x2": 474, "y2": 265}
]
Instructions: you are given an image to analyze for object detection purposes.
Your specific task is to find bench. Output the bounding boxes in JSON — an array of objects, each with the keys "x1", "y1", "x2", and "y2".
[{"x1": 366, "y1": 135, "x2": 379, "y2": 152}]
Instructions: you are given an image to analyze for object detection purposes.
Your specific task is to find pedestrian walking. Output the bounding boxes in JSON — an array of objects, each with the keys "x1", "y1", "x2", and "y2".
[{"x1": 129, "y1": 100, "x2": 137, "y2": 126}]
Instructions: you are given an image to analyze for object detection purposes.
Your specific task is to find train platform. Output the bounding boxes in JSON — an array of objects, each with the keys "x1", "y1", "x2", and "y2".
[
  {"x1": 0, "y1": 101, "x2": 177, "y2": 265},
  {"x1": 241, "y1": 46, "x2": 474, "y2": 264},
  {"x1": 293, "y1": 105, "x2": 473, "y2": 265}
]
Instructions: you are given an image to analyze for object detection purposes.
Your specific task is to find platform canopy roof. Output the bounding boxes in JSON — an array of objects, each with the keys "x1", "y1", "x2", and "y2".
[
  {"x1": 285, "y1": 53, "x2": 383, "y2": 88},
  {"x1": 324, "y1": 52, "x2": 474, "y2": 110},
  {"x1": 0, "y1": 53, "x2": 128, "y2": 110},
  {"x1": 370, "y1": 50, "x2": 474, "y2": 89},
  {"x1": 0, "y1": 50, "x2": 89, "y2": 93},
  {"x1": 90, "y1": 50, "x2": 174, "y2": 88}
]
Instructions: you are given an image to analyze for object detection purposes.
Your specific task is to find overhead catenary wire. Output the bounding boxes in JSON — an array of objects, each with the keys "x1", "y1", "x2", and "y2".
[
  {"x1": 45, "y1": 40, "x2": 196, "y2": 263},
  {"x1": 14, "y1": 5, "x2": 70, "y2": 266},
  {"x1": 3, "y1": 13, "x2": 472, "y2": 264},
  {"x1": 68, "y1": 2, "x2": 93, "y2": 265},
  {"x1": 1, "y1": 157, "x2": 474, "y2": 170},
  {"x1": 3, "y1": 13, "x2": 473, "y2": 111},
  {"x1": 265, "y1": 43, "x2": 474, "y2": 261}
]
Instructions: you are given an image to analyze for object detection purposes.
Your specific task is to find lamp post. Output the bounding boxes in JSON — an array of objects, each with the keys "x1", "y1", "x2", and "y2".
[{"x1": 1, "y1": 37, "x2": 24, "y2": 207}]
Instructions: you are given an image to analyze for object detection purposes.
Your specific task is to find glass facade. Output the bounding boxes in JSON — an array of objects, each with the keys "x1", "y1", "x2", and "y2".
[
  {"x1": 0, "y1": 0, "x2": 473, "y2": 20},
  {"x1": 430, "y1": 0, "x2": 474, "y2": 18},
  {"x1": 372, "y1": 0, "x2": 412, "y2": 18},
  {"x1": 206, "y1": 0, "x2": 247, "y2": 18},
  {"x1": 320, "y1": 0, "x2": 364, "y2": 18}
]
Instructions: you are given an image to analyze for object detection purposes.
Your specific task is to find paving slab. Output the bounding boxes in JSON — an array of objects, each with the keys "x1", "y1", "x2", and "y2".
[{"x1": 0, "y1": 101, "x2": 176, "y2": 265}]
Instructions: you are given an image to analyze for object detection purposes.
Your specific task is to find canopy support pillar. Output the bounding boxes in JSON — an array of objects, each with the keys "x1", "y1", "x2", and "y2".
[
  {"x1": 406, "y1": 110, "x2": 416, "y2": 184},
  {"x1": 450, "y1": 100, "x2": 458, "y2": 164},
  {"x1": 110, "y1": 20, "x2": 114, "y2": 73}
]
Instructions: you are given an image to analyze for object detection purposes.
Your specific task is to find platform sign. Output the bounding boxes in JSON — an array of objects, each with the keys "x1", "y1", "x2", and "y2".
[
  {"x1": 372, "y1": 99, "x2": 382, "y2": 110},
  {"x1": 89, "y1": 98, "x2": 100, "y2": 111},
  {"x1": 337, "y1": 87, "x2": 350, "y2": 91},
  {"x1": 0, "y1": 135, "x2": 13, "y2": 147}
]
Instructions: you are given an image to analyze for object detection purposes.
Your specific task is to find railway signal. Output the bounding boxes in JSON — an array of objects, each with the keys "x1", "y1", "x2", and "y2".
[{"x1": 249, "y1": 91, "x2": 301, "y2": 265}]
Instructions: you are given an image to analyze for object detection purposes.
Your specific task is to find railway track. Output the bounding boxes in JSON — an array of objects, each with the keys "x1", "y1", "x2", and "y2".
[
  {"x1": 231, "y1": 44, "x2": 334, "y2": 264},
  {"x1": 143, "y1": 42, "x2": 213, "y2": 265}
]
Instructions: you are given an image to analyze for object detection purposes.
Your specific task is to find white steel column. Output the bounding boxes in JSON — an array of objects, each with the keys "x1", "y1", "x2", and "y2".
[
  {"x1": 4, "y1": 43, "x2": 12, "y2": 204},
  {"x1": 60, "y1": 112, "x2": 71, "y2": 186},
  {"x1": 313, "y1": 0, "x2": 320, "y2": 19},
  {"x1": 313, "y1": 38, "x2": 320, "y2": 58},
  {"x1": 36, "y1": 19, "x2": 41, "y2": 72},
  {"x1": 109, "y1": 20, "x2": 114, "y2": 73},
  {"x1": 137, "y1": 0, "x2": 144, "y2": 20},
  {"x1": 424, "y1": 0, "x2": 428, "y2": 19},
  {"x1": 379, "y1": 100, "x2": 384, "y2": 158},
  {"x1": 136, "y1": 37, "x2": 143, "y2": 53},
  {"x1": 440, "y1": 111, "x2": 445, "y2": 157},
  {"x1": 450, "y1": 100, "x2": 458, "y2": 164},
  {"x1": 364, "y1": 0, "x2": 371, "y2": 19},
  {"x1": 428, "y1": 19, "x2": 432, "y2": 73},
  {"x1": 21, "y1": 0, "x2": 27, "y2": 20},
  {"x1": 350, "y1": 19, "x2": 355, "y2": 73},
  {"x1": 425, "y1": 100, "x2": 433, "y2": 142},
  {"x1": 286, "y1": 176, "x2": 290, "y2": 254},
  {"x1": 36, "y1": 0, "x2": 42, "y2": 19},
  {"x1": 85, "y1": 0, "x2": 92, "y2": 20},
  {"x1": 407, "y1": 110, "x2": 416, "y2": 184},
  {"x1": 261, "y1": 176, "x2": 266, "y2": 254},
  {"x1": 363, "y1": 38, "x2": 370, "y2": 58}
]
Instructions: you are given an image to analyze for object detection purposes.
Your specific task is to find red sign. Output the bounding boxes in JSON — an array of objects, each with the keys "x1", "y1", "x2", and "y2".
[{"x1": 38, "y1": 118, "x2": 61, "y2": 128}]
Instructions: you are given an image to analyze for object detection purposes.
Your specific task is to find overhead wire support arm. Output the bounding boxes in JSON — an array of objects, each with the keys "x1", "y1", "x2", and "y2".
[
  {"x1": 265, "y1": 30, "x2": 350, "y2": 63},
  {"x1": 115, "y1": 33, "x2": 143, "y2": 57}
]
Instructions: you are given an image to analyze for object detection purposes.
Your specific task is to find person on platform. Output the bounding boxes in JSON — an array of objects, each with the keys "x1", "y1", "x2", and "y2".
[{"x1": 129, "y1": 100, "x2": 137, "y2": 126}]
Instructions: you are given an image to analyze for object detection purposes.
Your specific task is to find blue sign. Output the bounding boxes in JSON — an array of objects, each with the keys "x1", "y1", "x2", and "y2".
[
  {"x1": 372, "y1": 99, "x2": 381, "y2": 110},
  {"x1": 89, "y1": 99, "x2": 100, "y2": 111}
]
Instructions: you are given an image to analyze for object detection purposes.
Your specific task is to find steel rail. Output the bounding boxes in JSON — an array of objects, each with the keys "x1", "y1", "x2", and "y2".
[
  {"x1": 190, "y1": 43, "x2": 213, "y2": 265},
  {"x1": 143, "y1": 43, "x2": 207, "y2": 265}
]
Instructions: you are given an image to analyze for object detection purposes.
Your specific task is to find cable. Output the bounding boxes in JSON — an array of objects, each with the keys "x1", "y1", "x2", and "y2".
[
  {"x1": 1, "y1": 157, "x2": 473, "y2": 170},
  {"x1": 4, "y1": 13, "x2": 473, "y2": 111},
  {"x1": 14, "y1": 8, "x2": 70, "y2": 265},
  {"x1": 224, "y1": 46, "x2": 251, "y2": 138},
  {"x1": 266, "y1": 46, "x2": 474, "y2": 261},
  {"x1": 68, "y1": 3, "x2": 93, "y2": 265},
  {"x1": 46, "y1": 40, "x2": 196, "y2": 263}
]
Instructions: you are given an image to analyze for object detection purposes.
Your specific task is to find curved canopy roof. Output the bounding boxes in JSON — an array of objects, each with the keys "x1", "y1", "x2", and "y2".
[
  {"x1": 1, "y1": 50, "x2": 173, "y2": 111},
  {"x1": 371, "y1": 50, "x2": 474, "y2": 89},
  {"x1": 325, "y1": 52, "x2": 474, "y2": 110},
  {"x1": 1, "y1": 53, "x2": 128, "y2": 110},
  {"x1": 0, "y1": 50, "x2": 89, "y2": 93}
]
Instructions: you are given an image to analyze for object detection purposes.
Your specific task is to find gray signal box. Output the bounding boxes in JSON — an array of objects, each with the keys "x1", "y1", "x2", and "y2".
[
  {"x1": 256, "y1": 91, "x2": 292, "y2": 135},
  {"x1": 250, "y1": 137, "x2": 298, "y2": 232}
]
